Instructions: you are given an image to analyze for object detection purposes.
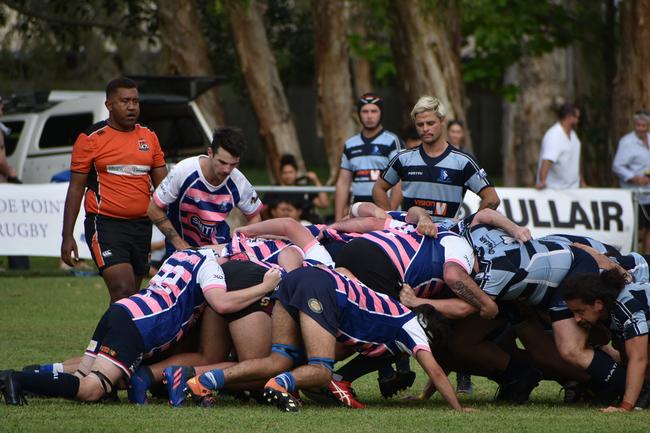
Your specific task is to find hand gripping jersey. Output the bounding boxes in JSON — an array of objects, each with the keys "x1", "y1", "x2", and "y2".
[
  {"x1": 115, "y1": 249, "x2": 226, "y2": 357},
  {"x1": 340, "y1": 129, "x2": 402, "y2": 202},
  {"x1": 358, "y1": 223, "x2": 474, "y2": 298},
  {"x1": 282, "y1": 266, "x2": 431, "y2": 357},
  {"x1": 381, "y1": 145, "x2": 492, "y2": 221},
  {"x1": 153, "y1": 156, "x2": 262, "y2": 252},
  {"x1": 70, "y1": 121, "x2": 166, "y2": 219},
  {"x1": 607, "y1": 282, "x2": 650, "y2": 341}
]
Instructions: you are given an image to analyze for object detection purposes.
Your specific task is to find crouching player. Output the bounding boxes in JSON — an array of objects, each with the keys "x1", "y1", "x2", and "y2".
[
  {"x1": 184, "y1": 265, "x2": 470, "y2": 412},
  {"x1": 0, "y1": 249, "x2": 280, "y2": 405},
  {"x1": 561, "y1": 269, "x2": 650, "y2": 412}
]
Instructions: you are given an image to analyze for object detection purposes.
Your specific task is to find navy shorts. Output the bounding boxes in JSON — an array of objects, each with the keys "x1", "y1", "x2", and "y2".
[
  {"x1": 84, "y1": 214, "x2": 151, "y2": 275},
  {"x1": 86, "y1": 305, "x2": 145, "y2": 378},
  {"x1": 276, "y1": 267, "x2": 340, "y2": 337},
  {"x1": 221, "y1": 260, "x2": 274, "y2": 322}
]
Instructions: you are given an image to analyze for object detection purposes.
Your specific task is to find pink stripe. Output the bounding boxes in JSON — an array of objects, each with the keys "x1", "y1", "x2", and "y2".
[
  {"x1": 116, "y1": 299, "x2": 145, "y2": 318},
  {"x1": 137, "y1": 294, "x2": 163, "y2": 314},
  {"x1": 413, "y1": 344, "x2": 431, "y2": 354},
  {"x1": 363, "y1": 236, "x2": 405, "y2": 278},
  {"x1": 202, "y1": 283, "x2": 227, "y2": 294},
  {"x1": 257, "y1": 242, "x2": 273, "y2": 258},
  {"x1": 180, "y1": 207, "x2": 227, "y2": 223},
  {"x1": 388, "y1": 228, "x2": 421, "y2": 251},
  {"x1": 446, "y1": 258, "x2": 471, "y2": 274},
  {"x1": 164, "y1": 282, "x2": 182, "y2": 298},
  {"x1": 383, "y1": 218, "x2": 393, "y2": 229},
  {"x1": 153, "y1": 193, "x2": 167, "y2": 209},
  {"x1": 155, "y1": 288, "x2": 173, "y2": 307},
  {"x1": 187, "y1": 190, "x2": 231, "y2": 204}
]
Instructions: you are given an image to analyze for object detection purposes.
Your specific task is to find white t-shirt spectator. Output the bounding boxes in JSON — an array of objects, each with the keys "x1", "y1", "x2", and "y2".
[{"x1": 536, "y1": 122, "x2": 581, "y2": 189}]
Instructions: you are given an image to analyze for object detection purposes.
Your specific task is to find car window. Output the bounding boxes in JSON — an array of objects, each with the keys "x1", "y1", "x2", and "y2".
[
  {"x1": 139, "y1": 103, "x2": 209, "y2": 160},
  {"x1": 2, "y1": 121, "x2": 24, "y2": 156},
  {"x1": 39, "y1": 113, "x2": 93, "y2": 149}
]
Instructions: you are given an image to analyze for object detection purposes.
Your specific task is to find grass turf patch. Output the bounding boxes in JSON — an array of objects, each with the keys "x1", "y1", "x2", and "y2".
[{"x1": 1, "y1": 276, "x2": 650, "y2": 433}]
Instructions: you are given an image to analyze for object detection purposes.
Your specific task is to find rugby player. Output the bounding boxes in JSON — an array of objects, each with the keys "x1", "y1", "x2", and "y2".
[{"x1": 0, "y1": 249, "x2": 280, "y2": 405}]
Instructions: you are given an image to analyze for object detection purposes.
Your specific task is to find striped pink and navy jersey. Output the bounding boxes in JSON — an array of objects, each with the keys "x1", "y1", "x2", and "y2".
[
  {"x1": 153, "y1": 156, "x2": 262, "y2": 253},
  {"x1": 358, "y1": 226, "x2": 474, "y2": 298},
  {"x1": 320, "y1": 267, "x2": 430, "y2": 357},
  {"x1": 115, "y1": 249, "x2": 226, "y2": 357}
]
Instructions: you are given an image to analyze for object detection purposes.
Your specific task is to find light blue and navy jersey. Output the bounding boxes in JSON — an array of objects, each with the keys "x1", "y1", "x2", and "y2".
[
  {"x1": 608, "y1": 283, "x2": 650, "y2": 340},
  {"x1": 115, "y1": 249, "x2": 226, "y2": 357},
  {"x1": 460, "y1": 224, "x2": 584, "y2": 306},
  {"x1": 153, "y1": 156, "x2": 262, "y2": 254},
  {"x1": 381, "y1": 144, "x2": 492, "y2": 221},
  {"x1": 340, "y1": 129, "x2": 402, "y2": 202}
]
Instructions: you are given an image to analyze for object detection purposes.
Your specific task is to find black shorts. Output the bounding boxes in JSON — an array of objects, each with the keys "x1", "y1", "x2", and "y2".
[
  {"x1": 84, "y1": 214, "x2": 151, "y2": 275},
  {"x1": 640, "y1": 204, "x2": 650, "y2": 229},
  {"x1": 335, "y1": 238, "x2": 401, "y2": 298},
  {"x1": 85, "y1": 305, "x2": 145, "y2": 378},
  {"x1": 276, "y1": 267, "x2": 339, "y2": 337},
  {"x1": 221, "y1": 260, "x2": 274, "y2": 322}
]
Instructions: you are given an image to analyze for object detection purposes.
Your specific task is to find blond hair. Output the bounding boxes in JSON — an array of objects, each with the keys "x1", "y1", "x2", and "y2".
[{"x1": 410, "y1": 96, "x2": 446, "y2": 121}]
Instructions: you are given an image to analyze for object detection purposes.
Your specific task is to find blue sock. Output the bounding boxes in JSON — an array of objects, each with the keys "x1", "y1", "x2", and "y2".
[
  {"x1": 274, "y1": 372, "x2": 296, "y2": 392},
  {"x1": 199, "y1": 369, "x2": 225, "y2": 390}
]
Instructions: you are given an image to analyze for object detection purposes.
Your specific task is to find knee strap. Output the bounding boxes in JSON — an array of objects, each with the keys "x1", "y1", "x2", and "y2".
[
  {"x1": 308, "y1": 357, "x2": 335, "y2": 371},
  {"x1": 90, "y1": 370, "x2": 114, "y2": 394},
  {"x1": 271, "y1": 343, "x2": 304, "y2": 365}
]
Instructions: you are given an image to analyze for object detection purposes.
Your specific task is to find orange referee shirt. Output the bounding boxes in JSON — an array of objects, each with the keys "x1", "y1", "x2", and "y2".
[{"x1": 70, "y1": 120, "x2": 166, "y2": 219}]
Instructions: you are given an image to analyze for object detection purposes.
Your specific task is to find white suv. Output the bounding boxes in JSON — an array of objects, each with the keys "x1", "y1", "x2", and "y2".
[{"x1": 2, "y1": 78, "x2": 214, "y2": 183}]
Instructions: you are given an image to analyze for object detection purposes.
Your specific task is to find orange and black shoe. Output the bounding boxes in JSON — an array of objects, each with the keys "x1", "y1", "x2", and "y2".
[
  {"x1": 184, "y1": 375, "x2": 215, "y2": 406},
  {"x1": 263, "y1": 378, "x2": 301, "y2": 412}
]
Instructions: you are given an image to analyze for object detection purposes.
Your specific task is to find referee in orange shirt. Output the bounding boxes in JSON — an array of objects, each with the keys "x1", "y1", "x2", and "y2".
[{"x1": 61, "y1": 77, "x2": 167, "y2": 303}]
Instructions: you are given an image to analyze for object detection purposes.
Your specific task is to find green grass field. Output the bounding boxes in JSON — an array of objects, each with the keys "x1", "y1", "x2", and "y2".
[{"x1": 2, "y1": 274, "x2": 650, "y2": 433}]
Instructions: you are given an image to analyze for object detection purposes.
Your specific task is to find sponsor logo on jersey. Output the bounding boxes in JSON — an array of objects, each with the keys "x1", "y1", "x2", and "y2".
[
  {"x1": 102, "y1": 249, "x2": 113, "y2": 258},
  {"x1": 477, "y1": 168, "x2": 488, "y2": 180},
  {"x1": 106, "y1": 164, "x2": 151, "y2": 176},
  {"x1": 138, "y1": 139, "x2": 150, "y2": 151},
  {"x1": 99, "y1": 345, "x2": 117, "y2": 358},
  {"x1": 308, "y1": 298, "x2": 323, "y2": 314},
  {"x1": 408, "y1": 171, "x2": 424, "y2": 176},
  {"x1": 190, "y1": 215, "x2": 218, "y2": 237},
  {"x1": 371, "y1": 145, "x2": 380, "y2": 155},
  {"x1": 437, "y1": 169, "x2": 450, "y2": 182}
]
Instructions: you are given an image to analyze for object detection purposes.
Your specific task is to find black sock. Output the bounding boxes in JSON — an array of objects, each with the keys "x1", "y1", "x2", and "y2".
[
  {"x1": 585, "y1": 349, "x2": 626, "y2": 393},
  {"x1": 492, "y1": 356, "x2": 528, "y2": 383},
  {"x1": 16, "y1": 371, "x2": 80, "y2": 399},
  {"x1": 336, "y1": 354, "x2": 394, "y2": 382},
  {"x1": 396, "y1": 356, "x2": 411, "y2": 373}
]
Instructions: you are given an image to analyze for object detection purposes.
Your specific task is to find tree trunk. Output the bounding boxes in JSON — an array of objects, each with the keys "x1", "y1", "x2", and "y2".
[
  {"x1": 226, "y1": 0, "x2": 303, "y2": 181},
  {"x1": 502, "y1": 48, "x2": 573, "y2": 187},
  {"x1": 312, "y1": 0, "x2": 357, "y2": 183},
  {"x1": 389, "y1": 0, "x2": 472, "y2": 152},
  {"x1": 156, "y1": 0, "x2": 225, "y2": 130},
  {"x1": 612, "y1": 0, "x2": 650, "y2": 149},
  {"x1": 348, "y1": 4, "x2": 373, "y2": 95}
]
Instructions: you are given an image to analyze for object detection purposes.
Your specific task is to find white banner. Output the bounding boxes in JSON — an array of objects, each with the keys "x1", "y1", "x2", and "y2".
[
  {"x1": 0, "y1": 183, "x2": 91, "y2": 258},
  {"x1": 0, "y1": 184, "x2": 637, "y2": 257},
  {"x1": 460, "y1": 188, "x2": 635, "y2": 253}
]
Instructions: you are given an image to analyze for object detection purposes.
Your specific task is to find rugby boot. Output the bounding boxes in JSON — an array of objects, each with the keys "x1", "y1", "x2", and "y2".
[
  {"x1": 183, "y1": 375, "x2": 214, "y2": 406},
  {"x1": 162, "y1": 366, "x2": 195, "y2": 407},
  {"x1": 456, "y1": 372, "x2": 474, "y2": 395},
  {"x1": 378, "y1": 370, "x2": 416, "y2": 399},
  {"x1": 263, "y1": 378, "x2": 301, "y2": 412},
  {"x1": 0, "y1": 370, "x2": 27, "y2": 406},
  {"x1": 495, "y1": 366, "x2": 543, "y2": 404},
  {"x1": 326, "y1": 379, "x2": 365, "y2": 409},
  {"x1": 127, "y1": 366, "x2": 153, "y2": 404}
]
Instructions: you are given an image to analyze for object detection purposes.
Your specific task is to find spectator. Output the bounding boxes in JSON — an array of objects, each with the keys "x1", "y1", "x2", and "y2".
[
  {"x1": 274, "y1": 153, "x2": 328, "y2": 223},
  {"x1": 612, "y1": 109, "x2": 650, "y2": 252},
  {"x1": 401, "y1": 124, "x2": 421, "y2": 150},
  {"x1": 266, "y1": 194, "x2": 310, "y2": 224},
  {"x1": 447, "y1": 120, "x2": 468, "y2": 152},
  {"x1": 61, "y1": 77, "x2": 167, "y2": 303},
  {"x1": 535, "y1": 103, "x2": 585, "y2": 190},
  {"x1": 335, "y1": 93, "x2": 403, "y2": 221}
]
